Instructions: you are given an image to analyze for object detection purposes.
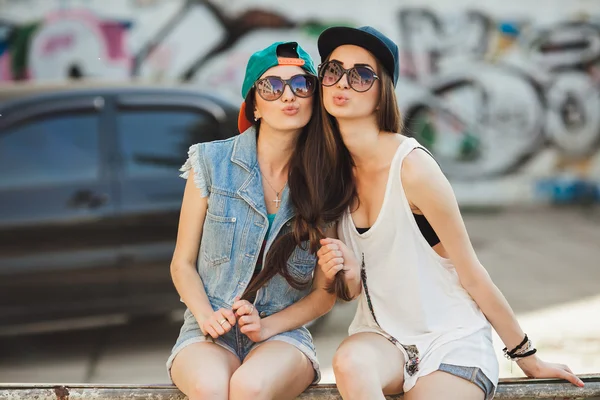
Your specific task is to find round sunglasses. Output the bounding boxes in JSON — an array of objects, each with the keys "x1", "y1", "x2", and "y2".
[
  {"x1": 254, "y1": 74, "x2": 317, "y2": 101},
  {"x1": 318, "y1": 60, "x2": 379, "y2": 92}
]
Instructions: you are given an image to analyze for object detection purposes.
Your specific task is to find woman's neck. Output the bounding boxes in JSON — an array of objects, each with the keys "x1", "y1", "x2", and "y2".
[
  {"x1": 336, "y1": 117, "x2": 388, "y2": 169},
  {"x1": 256, "y1": 124, "x2": 297, "y2": 176}
]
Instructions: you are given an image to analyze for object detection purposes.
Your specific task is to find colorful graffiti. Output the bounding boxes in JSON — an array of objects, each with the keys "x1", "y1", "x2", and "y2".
[
  {"x1": 0, "y1": 0, "x2": 598, "y2": 204},
  {"x1": 398, "y1": 9, "x2": 600, "y2": 203},
  {"x1": 0, "y1": 8, "x2": 132, "y2": 80},
  {"x1": 0, "y1": 0, "x2": 340, "y2": 83}
]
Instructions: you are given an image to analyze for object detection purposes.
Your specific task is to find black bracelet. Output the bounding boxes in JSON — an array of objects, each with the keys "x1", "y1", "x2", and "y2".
[
  {"x1": 503, "y1": 334, "x2": 529, "y2": 358},
  {"x1": 512, "y1": 348, "x2": 537, "y2": 359}
]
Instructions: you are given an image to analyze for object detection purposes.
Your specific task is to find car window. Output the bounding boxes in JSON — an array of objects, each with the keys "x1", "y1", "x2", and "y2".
[
  {"x1": 117, "y1": 108, "x2": 220, "y2": 177},
  {"x1": 0, "y1": 111, "x2": 100, "y2": 189}
]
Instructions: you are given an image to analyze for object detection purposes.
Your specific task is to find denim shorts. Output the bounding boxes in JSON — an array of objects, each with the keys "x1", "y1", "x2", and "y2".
[
  {"x1": 166, "y1": 308, "x2": 321, "y2": 384},
  {"x1": 438, "y1": 363, "x2": 496, "y2": 400}
]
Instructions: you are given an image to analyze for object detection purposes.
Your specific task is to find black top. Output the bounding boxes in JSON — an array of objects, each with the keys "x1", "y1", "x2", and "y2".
[{"x1": 355, "y1": 213, "x2": 440, "y2": 247}]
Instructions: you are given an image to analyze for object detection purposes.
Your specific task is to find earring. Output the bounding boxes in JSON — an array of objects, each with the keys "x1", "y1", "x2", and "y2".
[{"x1": 254, "y1": 117, "x2": 258, "y2": 122}]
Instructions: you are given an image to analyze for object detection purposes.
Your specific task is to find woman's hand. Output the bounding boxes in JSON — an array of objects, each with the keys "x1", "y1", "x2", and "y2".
[
  {"x1": 200, "y1": 308, "x2": 236, "y2": 339},
  {"x1": 233, "y1": 298, "x2": 266, "y2": 342},
  {"x1": 317, "y1": 238, "x2": 360, "y2": 283},
  {"x1": 517, "y1": 354, "x2": 584, "y2": 387}
]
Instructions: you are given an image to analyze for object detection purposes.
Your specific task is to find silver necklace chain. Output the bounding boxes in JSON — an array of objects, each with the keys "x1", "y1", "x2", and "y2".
[{"x1": 260, "y1": 171, "x2": 287, "y2": 208}]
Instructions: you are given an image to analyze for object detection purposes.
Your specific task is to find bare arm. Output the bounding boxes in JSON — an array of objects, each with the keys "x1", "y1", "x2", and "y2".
[
  {"x1": 170, "y1": 173, "x2": 235, "y2": 338},
  {"x1": 261, "y1": 255, "x2": 337, "y2": 337},
  {"x1": 234, "y1": 224, "x2": 339, "y2": 341},
  {"x1": 402, "y1": 148, "x2": 583, "y2": 387}
]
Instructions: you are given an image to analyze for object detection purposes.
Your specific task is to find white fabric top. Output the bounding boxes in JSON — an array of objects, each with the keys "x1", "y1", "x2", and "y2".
[{"x1": 338, "y1": 137, "x2": 499, "y2": 392}]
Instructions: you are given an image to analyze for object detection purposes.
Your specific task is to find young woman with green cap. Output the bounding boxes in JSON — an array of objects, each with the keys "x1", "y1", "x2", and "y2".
[
  {"x1": 312, "y1": 26, "x2": 583, "y2": 400},
  {"x1": 166, "y1": 41, "x2": 336, "y2": 399}
]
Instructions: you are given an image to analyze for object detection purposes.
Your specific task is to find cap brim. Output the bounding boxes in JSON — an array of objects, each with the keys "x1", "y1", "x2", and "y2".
[
  {"x1": 317, "y1": 26, "x2": 395, "y2": 79},
  {"x1": 238, "y1": 101, "x2": 253, "y2": 133}
]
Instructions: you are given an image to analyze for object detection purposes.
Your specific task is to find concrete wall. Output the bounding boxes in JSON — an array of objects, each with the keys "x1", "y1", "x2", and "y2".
[{"x1": 1, "y1": 0, "x2": 599, "y2": 205}]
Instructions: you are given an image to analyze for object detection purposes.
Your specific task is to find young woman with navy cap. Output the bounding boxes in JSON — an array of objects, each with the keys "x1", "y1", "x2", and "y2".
[{"x1": 313, "y1": 26, "x2": 583, "y2": 400}]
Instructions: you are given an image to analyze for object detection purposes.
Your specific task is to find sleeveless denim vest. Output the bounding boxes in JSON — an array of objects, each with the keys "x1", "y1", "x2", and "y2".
[{"x1": 180, "y1": 127, "x2": 316, "y2": 319}]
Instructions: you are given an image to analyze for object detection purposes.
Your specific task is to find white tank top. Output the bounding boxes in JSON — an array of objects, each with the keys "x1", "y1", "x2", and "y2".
[{"x1": 338, "y1": 137, "x2": 498, "y2": 391}]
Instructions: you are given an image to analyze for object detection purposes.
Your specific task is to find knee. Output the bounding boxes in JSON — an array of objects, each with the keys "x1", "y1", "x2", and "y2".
[
  {"x1": 187, "y1": 375, "x2": 228, "y2": 400},
  {"x1": 333, "y1": 345, "x2": 369, "y2": 380},
  {"x1": 229, "y1": 368, "x2": 268, "y2": 400}
]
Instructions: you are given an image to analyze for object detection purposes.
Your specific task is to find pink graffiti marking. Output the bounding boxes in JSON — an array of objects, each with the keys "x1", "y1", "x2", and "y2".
[
  {"x1": 0, "y1": 52, "x2": 12, "y2": 81},
  {"x1": 41, "y1": 34, "x2": 74, "y2": 56},
  {"x1": 40, "y1": 8, "x2": 132, "y2": 68}
]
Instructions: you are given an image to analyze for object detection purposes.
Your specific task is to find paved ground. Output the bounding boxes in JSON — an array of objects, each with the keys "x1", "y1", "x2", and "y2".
[{"x1": 1, "y1": 207, "x2": 599, "y2": 384}]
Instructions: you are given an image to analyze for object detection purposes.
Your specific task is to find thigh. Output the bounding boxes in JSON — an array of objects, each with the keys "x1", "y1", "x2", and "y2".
[
  {"x1": 170, "y1": 342, "x2": 241, "y2": 398},
  {"x1": 234, "y1": 341, "x2": 314, "y2": 400},
  {"x1": 405, "y1": 371, "x2": 485, "y2": 400},
  {"x1": 335, "y1": 332, "x2": 406, "y2": 395}
]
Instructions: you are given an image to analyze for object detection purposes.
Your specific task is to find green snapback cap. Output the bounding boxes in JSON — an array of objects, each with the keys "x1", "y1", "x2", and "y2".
[{"x1": 238, "y1": 41, "x2": 317, "y2": 133}]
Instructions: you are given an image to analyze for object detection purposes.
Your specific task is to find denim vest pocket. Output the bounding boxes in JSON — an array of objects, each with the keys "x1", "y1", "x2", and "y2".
[
  {"x1": 202, "y1": 211, "x2": 236, "y2": 266},
  {"x1": 291, "y1": 241, "x2": 315, "y2": 264},
  {"x1": 288, "y1": 243, "x2": 316, "y2": 281}
]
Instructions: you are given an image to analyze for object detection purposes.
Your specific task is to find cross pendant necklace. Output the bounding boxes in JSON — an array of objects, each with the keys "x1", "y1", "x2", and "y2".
[
  {"x1": 273, "y1": 193, "x2": 282, "y2": 208},
  {"x1": 260, "y1": 172, "x2": 286, "y2": 209}
]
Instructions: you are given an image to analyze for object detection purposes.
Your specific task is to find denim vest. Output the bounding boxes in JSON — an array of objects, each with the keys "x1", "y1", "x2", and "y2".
[{"x1": 180, "y1": 128, "x2": 316, "y2": 319}]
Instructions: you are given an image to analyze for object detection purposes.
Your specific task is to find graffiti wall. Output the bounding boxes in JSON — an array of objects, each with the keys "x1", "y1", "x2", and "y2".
[{"x1": 0, "y1": 0, "x2": 599, "y2": 205}]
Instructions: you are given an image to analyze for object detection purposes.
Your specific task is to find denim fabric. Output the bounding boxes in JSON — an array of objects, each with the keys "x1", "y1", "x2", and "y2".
[
  {"x1": 178, "y1": 127, "x2": 316, "y2": 309},
  {"x1": 167, "y1": 127, "x2": 319, "y2": 381},
  {"x1": 438, "y1": 363, "x2": 496, "y2": 400},
  {"x1": 167, "y1": 307, "x2": 320, "y2": 383}
]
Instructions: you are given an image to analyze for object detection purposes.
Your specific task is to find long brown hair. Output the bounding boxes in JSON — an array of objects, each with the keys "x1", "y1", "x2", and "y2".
[
  {"x1": 320, "y1": 57, "x2": 403, "y2": 301},
  {"x1": 241, "y1": 58, "x2": 402, "y2": 302},
  {"x1": 241, "y1": 83, "x2": 346, "y2": 300}
]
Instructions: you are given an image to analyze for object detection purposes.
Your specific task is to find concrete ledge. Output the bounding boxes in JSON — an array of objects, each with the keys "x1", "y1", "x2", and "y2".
[{"x1": 1, "y1": 375, "x2": 599, "y2": 399}]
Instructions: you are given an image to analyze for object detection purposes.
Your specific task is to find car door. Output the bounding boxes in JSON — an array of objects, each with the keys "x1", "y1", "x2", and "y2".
[
  {"x1": 0, "y1": 95, "x2": 122, "y2": 326},
  {"x1": 112, "y1": 92, "x2": 231, "y2": 314}
]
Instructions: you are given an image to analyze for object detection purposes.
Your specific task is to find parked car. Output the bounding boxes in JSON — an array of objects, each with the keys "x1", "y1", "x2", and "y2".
[{"x1": 0, "y1": 81, "x2": 240, "y2": 331}]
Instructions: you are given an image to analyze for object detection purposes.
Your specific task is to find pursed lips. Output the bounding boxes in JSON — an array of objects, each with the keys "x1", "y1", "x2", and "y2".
[
  {"x1": 332, "y1": 94, "x2": 350, "y2": 105},
  {"x1": 282, "y1": 105, "x2": 300, "y2": 115}
]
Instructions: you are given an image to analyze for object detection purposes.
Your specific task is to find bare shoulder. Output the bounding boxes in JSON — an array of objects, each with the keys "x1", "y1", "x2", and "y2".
[{"x1": 401, "y1": 146, "x2": 446, "y2": 188}]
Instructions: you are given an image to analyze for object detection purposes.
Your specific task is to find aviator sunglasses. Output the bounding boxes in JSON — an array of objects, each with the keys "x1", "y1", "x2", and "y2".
[
  {"x1": 254, "y1": 74, "x2": 318, "y2": 101},
  {"x1": 318, "y1": 60, "x2": 379, "y2": 92}
]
